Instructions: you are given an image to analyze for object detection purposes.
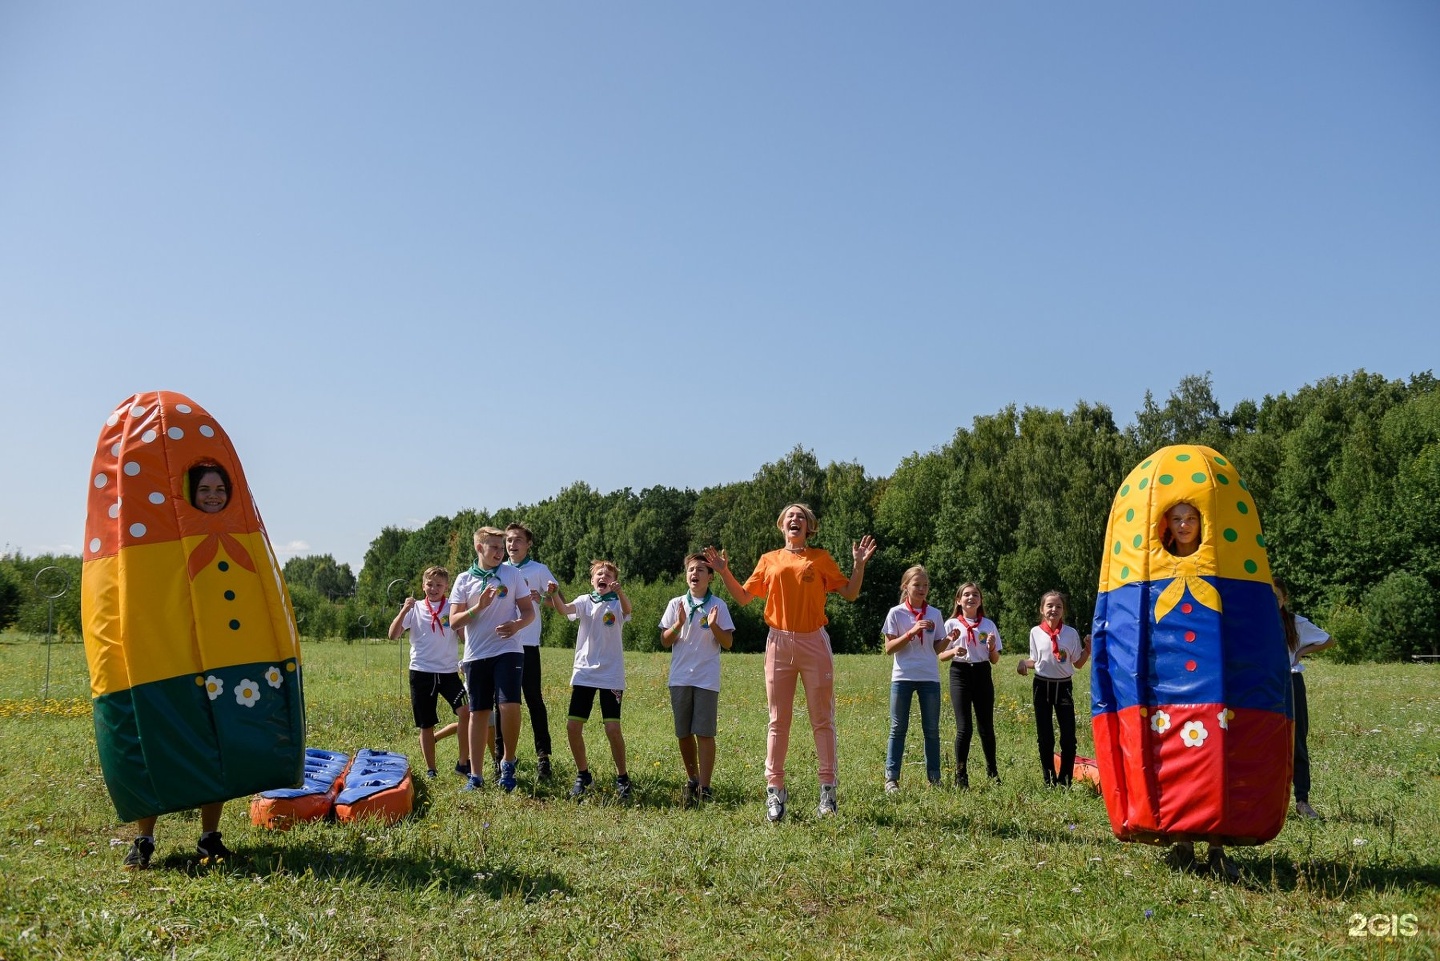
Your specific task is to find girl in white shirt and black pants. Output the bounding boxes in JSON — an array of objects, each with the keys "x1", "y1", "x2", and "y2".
[{"x1": 1017, "y1": 591, "x2": 1090, "y2": 787}]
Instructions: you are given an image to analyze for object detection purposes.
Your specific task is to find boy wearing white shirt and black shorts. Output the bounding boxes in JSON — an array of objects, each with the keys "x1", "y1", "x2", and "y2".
[
  {"x1": 450, "y1": 527, "x2": 535, "y2": 794},
  {"x1": 388, "y1": 566, "x2": 471, "y2": 780}
]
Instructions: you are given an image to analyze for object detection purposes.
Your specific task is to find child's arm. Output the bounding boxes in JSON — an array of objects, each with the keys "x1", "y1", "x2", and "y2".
[
  {"x1": 450, "y1": 586, "x2": 498, "y2": 628},
  {"x1": 936, "y1": 620, "x2": 964, "y2": 661},
  {"x1": 549, "y1": 593, "x2": 576, "y2": 617},
  {"x1": 837, "y1": 535, "x2": 878, "y2": 602},
  {"x1": 660, "y1": 601, "x2": 681, "y2": 648},
  {"x1": 497, "y1": 593, "x2": 535, "y2": 639},
  {"x1": 710, "y1": 619, "x2": 733, "y2": 650},
  {"x1": 884, "y1": 618, "x2": 931, "y2": 655},
  {"x1": 615, "y1": 583, "x2": 632, "y2": 619},
  {"x1": 387, "y1": 597, "x2": 415, "y2": 640},
  {"x1": 703, "y1": 547, "x2": 755, "y2": 606},
  {"x1": 1073, "y1": 633, "x2": 1092, "y2": 670}
]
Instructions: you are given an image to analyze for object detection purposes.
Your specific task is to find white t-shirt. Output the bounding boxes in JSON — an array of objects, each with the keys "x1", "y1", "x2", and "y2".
[
  {"x1": 400, "y1": 597, "x2": 459, "y2": 673},
  {"x1": 882, "y1": 602, "x2": 945, "y2": 683},
  {"x1": 568, "y1": 594, "x2": 630, "y2": 690},
  {"x1": 505, "y1": 557, "x2": 556, "y2": 648},
  {"x1": 659, "y1": 592, "x2": 735, "y2": 692},
  {"x1": 1029, "y1": 624, "x2": 1083, "y2": 680},
  {"x1": 1290, "y1": 614, "x2": 1331, "y2": 673},
  {"x1": 943, "y1": 615, "x2": 1003, "y2": 664},
  {"x1": 450, "y1": 564, "x2": 529, "y2": 662}
]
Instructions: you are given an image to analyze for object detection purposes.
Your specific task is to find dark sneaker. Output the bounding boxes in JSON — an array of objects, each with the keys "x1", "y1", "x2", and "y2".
[
  {"x1": 683, "y1": 778, "x2": 700, "y2": 807},
  {"x1": 500, "y1": 760, "x2": 517, "y2": 793},
  {"x1": 1165, "y1": 841, "x2": 1197, "y2": 871},
  {"x1": 615, "y1": 775, "x2": 633, "y2": 801},
  {"x1": 818, "y1": 783, "x2": 838, "y2": 816},
  {"x1": 765, "y1": 786, "x2": 787, "y2": 823},
  {"x1": 196, "y1": 831, "x2": 233, "y2": 863},
  {"x1": 462, "y1": 773, "x2": 485, "y2": 792},
  {"x1": 1295, "y1": 800, "x2": 1321, "y2": 820},
  {"x1": 537, "y1": 754, "x2": 552, "y2": 781},
  {"x1": 698, "y1": 786, "x2": 714, "y2": 804},
  {"x1": 956, "y1": 768, "x2": 970, "y2": 790},
  {"x1": 569, "y1": 772, "x2": 592, "y2": 801},
  {"x1": 123, "y1": 836, "x2": 154, "y2": 871},
  {"x1": 455, "y1": 760, "x2": 472, "y2": 778},
  {"x1": 426, "y1": 768, "x2": 438, "y2": 779},
  {"x1": 1207, "y1": 846, "x2": 1241, "y2": 882}
]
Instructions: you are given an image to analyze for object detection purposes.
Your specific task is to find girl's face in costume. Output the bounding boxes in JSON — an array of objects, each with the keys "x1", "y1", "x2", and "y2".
[
  {"x1": 194, "y1": 471, "x2": 229, "y2": 513},
  {"x1": 1165, "y1": 503, "x2": 1202, "y2": 556}
]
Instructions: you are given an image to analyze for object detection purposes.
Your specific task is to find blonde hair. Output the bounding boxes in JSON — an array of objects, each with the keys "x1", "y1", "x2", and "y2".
[
  {"x1": 473, "y1": 526, "x2": 505, "y2": 543},
  {"x1": 589, "y1": 559, "x2": 618, "y2": 578},
  {"x1": 898, "y1": 565, "x2": 929, "y2": 603},
  {"x1": 421, "y1": 566, "x2": 450, "y2": 584},
  {"x1": 775, "y1": 503, "x2": 818, "y2": 539}
]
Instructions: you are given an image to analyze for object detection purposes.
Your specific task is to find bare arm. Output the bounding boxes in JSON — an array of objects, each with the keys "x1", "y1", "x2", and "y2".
[
  {"x1": 703, "y1": 546, "x2": 755, "y2": 606},
  {"x1": 837, "y1": 535, "x2": 877, "y2": 602},
  {"x1": 387, "y1": 597, "x2": 415, "y2": 640},
  {"x1": 497, "y1": 593, "x2": 535, "y2": 639},
  {"x1": 1073, "y1": 633, "x2": 1091, "y2": 670},
  {"x1": 615, "y1": 585, "x2": 632, "y2": 619}
]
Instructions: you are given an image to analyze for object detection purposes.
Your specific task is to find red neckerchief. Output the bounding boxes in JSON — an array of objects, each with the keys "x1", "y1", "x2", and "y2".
[
  {"x1": 1041, "y1": 620, "x2": 1064, "y2": 659},
  {"x1": 904, "y1": 599, "x2": 927, "y2": 639},
  {"x1": 425, "y1": 597, "x2": 446, "y2": 633},
  {"x1": 957, "y1": 614, "x2": 981, "y2": 645}
]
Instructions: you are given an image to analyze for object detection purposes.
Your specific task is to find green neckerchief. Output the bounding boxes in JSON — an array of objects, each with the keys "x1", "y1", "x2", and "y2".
[
  {"x1": 511, "y1": 556, "x2": 532, "y2": 568},
  {"x1": 590, "y1": 590, "x2": 619, "y2": 603},
  {"x1": 684, "y1": 591, "x2": 713, "y2": 623},
  {"x1": 468, "y1": 563, "x2": 499, "y2": 588}
]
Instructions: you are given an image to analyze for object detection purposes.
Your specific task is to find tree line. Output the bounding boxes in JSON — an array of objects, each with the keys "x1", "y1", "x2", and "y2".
[{"x1": 5, "y1": 370, "x2": 1435, "y2": 661}]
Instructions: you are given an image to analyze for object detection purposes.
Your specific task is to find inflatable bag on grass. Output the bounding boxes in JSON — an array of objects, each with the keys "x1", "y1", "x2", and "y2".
[
  {"x1": 81, "y1": 391, "x2": 305, "y2": 823},
  {"x1": 334, "y1": 749, "x2": 414, "y2": 825},
  {"x1": 1090, "y1": 445, "x2": 1291, "y2": 846},
  {"x1": 251, "y1": 748, "x2": 350, "y2": 829}
]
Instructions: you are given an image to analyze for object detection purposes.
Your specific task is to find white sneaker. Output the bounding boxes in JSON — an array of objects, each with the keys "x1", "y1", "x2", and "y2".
[
  {"x1": 884, "y1": 779, "x2": 899, "y2": 795},
  {"x1": 765, "y1": 786, "x2": 788, "y2": 823},
  {"x1": 818, "y1": 783, "x2": 838, "y2": 816}
]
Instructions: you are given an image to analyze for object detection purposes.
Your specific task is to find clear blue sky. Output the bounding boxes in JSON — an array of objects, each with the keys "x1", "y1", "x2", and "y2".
[{"x1": 2, "y1": 2, "x2": 1436, "y2": 573}]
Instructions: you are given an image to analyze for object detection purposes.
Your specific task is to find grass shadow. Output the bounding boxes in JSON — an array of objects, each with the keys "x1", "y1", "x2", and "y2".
[{"x1": 1245, "y1": 855, "x2": 1440, "y2": 895}]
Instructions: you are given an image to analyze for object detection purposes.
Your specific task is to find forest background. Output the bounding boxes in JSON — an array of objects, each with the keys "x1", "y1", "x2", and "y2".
[{"x1": 5, "y1": 370, "x2": 1437, "y2": 663}]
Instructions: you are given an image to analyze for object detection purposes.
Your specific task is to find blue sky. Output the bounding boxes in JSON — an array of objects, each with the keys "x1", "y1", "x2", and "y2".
[{"x1": 2, "y1": 2, "x2": 1436, "y2": 573}]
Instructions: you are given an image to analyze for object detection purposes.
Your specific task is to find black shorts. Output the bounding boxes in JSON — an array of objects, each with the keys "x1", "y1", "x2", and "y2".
[
  {"x1": 463, "y1": 652, "x2": 525, "y2": 710},
  {"x1": 568, "y1": 685, "x2": 623, "y2": 723},
  {"x1": 409, "y1": 670, "x2": 467, "y2": 729}
]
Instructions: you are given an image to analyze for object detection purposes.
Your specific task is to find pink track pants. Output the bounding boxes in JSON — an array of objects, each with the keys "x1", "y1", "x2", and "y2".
[{"x1": 765, "y1": 627, "x2": 838, "y2": 788}]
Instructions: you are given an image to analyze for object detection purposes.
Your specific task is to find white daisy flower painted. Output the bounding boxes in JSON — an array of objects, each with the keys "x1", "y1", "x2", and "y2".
[
  {"x1": 1180, "y1": 720, "x2": 1208, "y2": 748},
  {"x1": 205, "y1": 676, "x2": 224, "y2": 700},
  {"x1": 1217, "y1": 708, "x2": 1234, "y2": 730},
  {"x1": 235, "y1": 679, "x2": 261, "y2": 707},
  {"x1": 265, "y1": 666, "x2": 283, "y2": 689},
  {"x1": 1150, "y1": 710, "x2": 1172, "y2": 734}
]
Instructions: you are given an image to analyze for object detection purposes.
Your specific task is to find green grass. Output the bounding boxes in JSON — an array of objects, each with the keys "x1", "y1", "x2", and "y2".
[{"x1": 0, "y1": 635, "x2": 1436, "y2": 959}]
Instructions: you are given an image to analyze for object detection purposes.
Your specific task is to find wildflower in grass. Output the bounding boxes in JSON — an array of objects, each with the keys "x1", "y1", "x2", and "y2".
[
  {"x1": 1150, "y1": 710, "x2": 1171, "y2": 734},
  {"x1": 1180, "y1": 720, "x2": 1208, "y2": 748},
  {"x1": 1217, "y1": 708, "x2": 1233, "y2": 730},
  {"x1": 235, "y1": 679, "x2": 260, "y2": 707},
  {"x1": 1145, "y1": 909, "x2": 1154, "y2": 919},
  {"x1": 205, "y1": 676, "x2": 224, "y2": 700},
  {"x1": 265, "y1": 666, "x2": 283, "y2": 689}
]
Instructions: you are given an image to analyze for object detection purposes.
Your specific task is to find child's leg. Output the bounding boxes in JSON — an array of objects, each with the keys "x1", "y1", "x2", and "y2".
[
  {"x1": 419, "y1": 726, "x2": 437, "y2": 772},
  {"x1": 567, "y1": 686, "x2": 593, "y2": 772},
  {"x1": 952, "y1": 665, "x2": 974, "y2": 778},
  {"x1": 670, "y1": 686, "x2": 698, "y2": 780},
  {"x1": 1056, "y1": 680, "x2": 1077, "y2": 786},
  {"x1": 697, "y1": 735, "x2": 717, "y2": 788},
  {"x1": 455, "y1": 705, "x2": 471, "y2": 768},
  {"x1": 917, "y1": 681, "x2": 942, "y2": 785},
  {"x1": 199, "y1": 802, "x2": 223, "y2": 834},
  {"x1": 1033, "y1": 678, "x2": 1057, "y2": 784},
  {"x1": 794, "y1": 630, "x2": 838, "y2": 785},
  {"x1": 973, "y1": 664, "x2": 999, "y2": 776},
  {"x1": 885, "y1": 680, "x2": 913, "y2": 784},
  {"x1": 1292, "y1": 672, "x2": 1311, "y2": 803},
  {"x1": 135, "y1": 815, "x2": 159, "y2": 838},
  {"x1": 603, "y1": 721, "x2": 627, "y2": 777},
  {"x1": 523, "y1": 645, "x2": 552, "y2": 759},
  {"x1": 764, "y1": 631, "x2": 800, "y2": 789},
  {"x1": 489, "y1": 697, "x2": 502, "y2": 765},
  {"x1": 498, "y1": 702, "x2": 523, "y2": 763},
  {"x1": 469, "y1": 707, "x2": 492, "y2": 773}
]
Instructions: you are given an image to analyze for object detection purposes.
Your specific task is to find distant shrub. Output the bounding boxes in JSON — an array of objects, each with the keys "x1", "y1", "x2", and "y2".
[{"x1": 1362, "y1": 570, "x2": 1439, "y2": 661}]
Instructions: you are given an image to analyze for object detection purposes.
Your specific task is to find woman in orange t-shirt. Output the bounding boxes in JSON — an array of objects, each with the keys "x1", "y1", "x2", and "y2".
[{"x1": 704, "y1": 504, "x2": 876, "y2": 823}]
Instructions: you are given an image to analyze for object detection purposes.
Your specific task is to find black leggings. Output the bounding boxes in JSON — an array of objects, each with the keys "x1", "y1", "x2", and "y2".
[
  {"x1": 1292, "y1": 671, "x2": 1311, "y2": 803},
  {"x1": 492, "y1": 645, "x2": 552, "y2": 756},
  {"x1": 950, "y1": 661, "x2": 998, "y2": 777},
  {"x1": 1032, "y1": 676, "x2": 1076, "y2": 786}
]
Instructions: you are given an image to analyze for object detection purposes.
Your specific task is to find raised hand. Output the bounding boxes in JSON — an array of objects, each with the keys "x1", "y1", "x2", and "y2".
[
  {"x1": 702, "y1": 546, "x2": 728, "y2": 572},
  {"x1": 400, "y1": 597, "x2": 416, "y2": 614},
  {"x1": 852, "y1": 535, "x2": 877, "y2": 566}
]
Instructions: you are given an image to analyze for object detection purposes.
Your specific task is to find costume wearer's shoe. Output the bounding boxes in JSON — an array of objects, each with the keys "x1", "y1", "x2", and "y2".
[
  {"x1": 123, "y1": 836, "x2": 154, "y2": 871},
  {"x1": 196, "y1": 831, "x2": 233, "y2": 863}
]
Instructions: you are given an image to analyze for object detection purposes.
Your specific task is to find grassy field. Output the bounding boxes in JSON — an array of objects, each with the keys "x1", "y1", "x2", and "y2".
[{"x1": 0, "y1": 634, "x2": 1436, "y2": 960}]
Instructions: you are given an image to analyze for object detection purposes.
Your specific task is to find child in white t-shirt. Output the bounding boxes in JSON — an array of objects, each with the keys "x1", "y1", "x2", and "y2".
[
  {"x1": 659, "y1": 553, "x2": 735, "y2": 805},
  {"x1": 550, "y1": 560, "x2": 633, "y2": 801},
  {"x1": 881, "y1": 566, "x2": 957, "y2": 792},
  {"x1": 1017, "y1": 590, "x2": 1090, "y2": 787},
  {"x1": 938, "y1": 581, "x2": 1003, "y2": 787},
  {"x1": 388, "y1": 566, "x2": 471, "y2": 779}
]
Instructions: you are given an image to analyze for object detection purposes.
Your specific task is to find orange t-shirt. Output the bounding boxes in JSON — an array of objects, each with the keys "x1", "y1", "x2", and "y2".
[{"x1": 743, "y1": 548, "x2": 850, "y2": 634}]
